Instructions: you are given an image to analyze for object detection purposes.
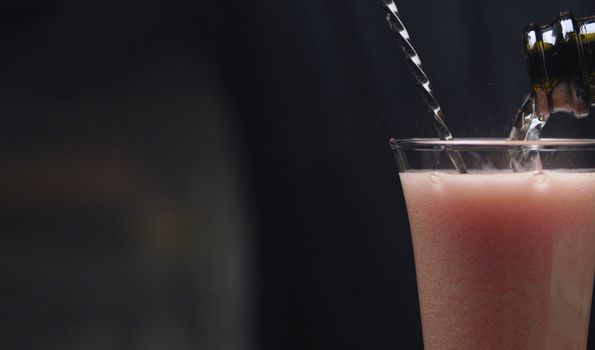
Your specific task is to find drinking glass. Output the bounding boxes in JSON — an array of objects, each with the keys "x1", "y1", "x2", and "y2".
[{"x1": 392, "y1": 138, "x2": 595, "y2": 349}]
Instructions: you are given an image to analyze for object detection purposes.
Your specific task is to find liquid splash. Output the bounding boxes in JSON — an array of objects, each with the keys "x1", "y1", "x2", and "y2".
[{"x1": 510, "y1": 93, "x2": 546, "y2": 141}]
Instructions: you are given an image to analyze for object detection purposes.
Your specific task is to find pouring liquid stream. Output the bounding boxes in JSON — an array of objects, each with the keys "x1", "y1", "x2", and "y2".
[
  {"x1": 508, "y1": 93, "x2": 546, "y2": 171},
  {"x1": 509, "y1": 90, "x2": 590, "y2": 171}
]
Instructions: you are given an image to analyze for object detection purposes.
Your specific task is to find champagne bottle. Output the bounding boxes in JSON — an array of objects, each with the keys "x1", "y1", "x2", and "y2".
[{"x1": 524, "y1": 11, "x2": 595, "y2": 119}]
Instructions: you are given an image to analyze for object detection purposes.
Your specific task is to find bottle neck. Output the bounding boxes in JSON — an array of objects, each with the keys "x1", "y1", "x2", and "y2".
[
  {"x1": 524, "y1": 12, "x2": 594, "y2": 119},
  {"x1": 579, "y1": 16, "x2": 595, "y2": 108}
]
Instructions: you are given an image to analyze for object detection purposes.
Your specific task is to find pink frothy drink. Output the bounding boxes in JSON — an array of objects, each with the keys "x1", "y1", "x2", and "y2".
[{"x1": 393, "y1": 139, "x2": 595, "y2": 349}]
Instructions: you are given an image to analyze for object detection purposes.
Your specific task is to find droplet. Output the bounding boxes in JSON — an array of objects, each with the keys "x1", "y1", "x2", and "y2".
[
  {"x1": 429, "y1": 172, "x2": 440, "y2": 184},
  {"x1": 533, "y1": 171, "x2": 547, "y2": 184}
]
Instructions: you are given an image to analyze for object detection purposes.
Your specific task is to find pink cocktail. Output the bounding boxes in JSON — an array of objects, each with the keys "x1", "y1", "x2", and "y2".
[{"x1": 393, "y1": 139, "x2": 595, "y2": 349}]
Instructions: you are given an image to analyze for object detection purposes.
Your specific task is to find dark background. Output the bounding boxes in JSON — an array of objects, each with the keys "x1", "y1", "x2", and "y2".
[{"x1": 3, "y1": 0, "x2": 595, "y2": 349}]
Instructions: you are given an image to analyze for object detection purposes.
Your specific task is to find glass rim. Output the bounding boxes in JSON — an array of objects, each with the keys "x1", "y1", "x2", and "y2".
[{"x1": 391, "y1": 138, "x2": 595, "y2": 151}]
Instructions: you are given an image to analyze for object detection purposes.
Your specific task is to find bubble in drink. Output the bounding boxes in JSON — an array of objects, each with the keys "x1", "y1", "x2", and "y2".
[
  {"x1": 429, "y1": 172, "x2": 440, "y2": 184},
  {"x1": 533, "y1": 171, "x2": 547, "y2": 184}
]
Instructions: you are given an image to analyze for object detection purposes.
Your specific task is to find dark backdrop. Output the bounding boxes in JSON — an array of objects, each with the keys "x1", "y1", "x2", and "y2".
[{"x1": 2, "y1": 0, "x2": 595, "y2": 349}]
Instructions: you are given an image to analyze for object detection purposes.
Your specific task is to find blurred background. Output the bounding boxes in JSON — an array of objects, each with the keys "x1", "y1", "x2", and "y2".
[{"x1": 3, "y1": 0, "x2": 595, "y2": 349}]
